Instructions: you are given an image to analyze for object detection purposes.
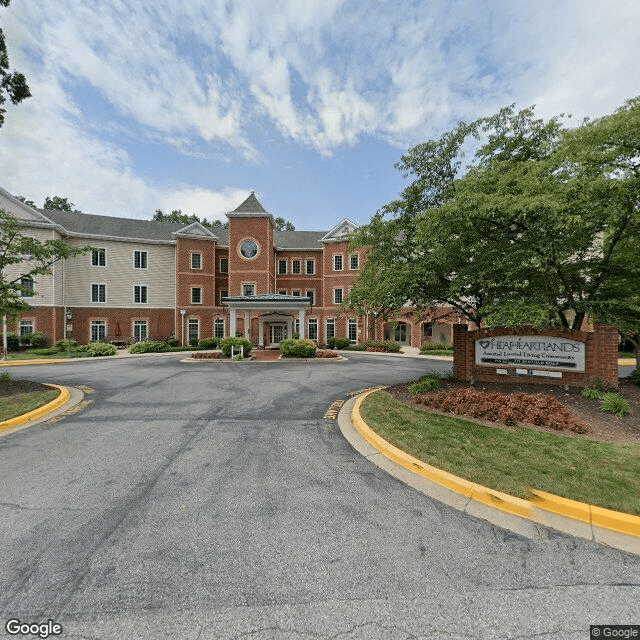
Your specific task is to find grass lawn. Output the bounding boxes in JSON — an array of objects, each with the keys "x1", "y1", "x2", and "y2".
[
  {"x1": 0, "y1": 389, "x2": 61, "y2": 422},
  {"x1": 6, "y1": 351, "x2": 91, "y2": 360},
  {"x1": 361, "y1": 390, "x2": 640, "y2": 515},
  {"x1": 420, "y1": 349, "x2": 453, "y2": 356}
]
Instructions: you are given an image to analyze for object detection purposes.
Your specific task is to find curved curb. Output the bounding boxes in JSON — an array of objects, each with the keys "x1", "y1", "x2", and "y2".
[
  {"x1": 349, "y1": 389, "x2": 640, "y2": 554},
  {"x1": 0, "y1": 384, "x2": 70, "y2": 431}
]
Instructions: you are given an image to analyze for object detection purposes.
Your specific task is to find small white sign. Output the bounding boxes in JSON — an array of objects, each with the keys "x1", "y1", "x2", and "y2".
[
  {"x1": 496, "y1": 369, "x2": 508, "y2": 375},
  {"x1": 476, "y1": 335, "x2": 585, "y2": 372},
  {"x1": 515, "y1": 368, "x2": 563, "y2": 378}
]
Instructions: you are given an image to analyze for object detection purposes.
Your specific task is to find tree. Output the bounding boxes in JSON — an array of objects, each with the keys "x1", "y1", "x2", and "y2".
[
  {"x1": 43, "y1": 196, "x2": 76, "y2": 211},
  {"x1": 275, "y1": 216, "x2": 295, "y2": 231},
  {"x1": 16, "y1": 195, "x2": 35, "y2": 207},
  {"x1": 152, "y1": 208, "x2": 229, "y2": 228},
  {"x1": 348, "y1": 98, "x2": 640, "y2": 333},
  {"x1": 0, "y1": 0, "x2": 30, "y2": 128},
  {"x1": 0, "y1": 208, "x2": 91, "y2": 330}
]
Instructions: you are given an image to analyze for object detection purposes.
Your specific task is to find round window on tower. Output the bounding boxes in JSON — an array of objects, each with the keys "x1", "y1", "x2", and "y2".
[{"x1": 240, "y1": 239, "x2": 259, "y2": 259}]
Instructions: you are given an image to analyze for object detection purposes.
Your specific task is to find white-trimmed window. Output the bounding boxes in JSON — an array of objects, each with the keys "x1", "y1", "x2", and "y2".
[
  {"x1": 333, "y1": 288, "x2": 343, "y2": 304},
  {"x1": 242, "y1": 284, "x2": 255, "y2": 296},
  {"x1": 292, "y1": 260, "x2": 301, "y2": 274},
  {"x1": 348, "y1": 318, "x2": 357, "y2": 343},
  {"x1": 134, "y1": 320, "x2": 148, "y2": 342},
  {"x1": 305, "y1": 290, "x2": 314, "y2": 305},
  {"x1": 277, "y1": 290, "x2": 287, "y2": 295},
  {"x1": 91, "y1": 283, "x2": 106, "y2": 303},
  {"x1": 91, "y1": 248, "x2": 106, "y2": 267},
  {"x1": 191, "y1": 287, "x2": 202, "y2": 304},
  {"x1": 306, "y1": 259, "x2": 315, "y2": 275},
  {"x1": 350, "y1": 254, "x2": 359, "y2": 270},
  {"x1": 214, "y1": 318, "x2": 225, "y2": 338},
  {"x1": 308, "y1": 319, "x2": 318, "y2": 341},
  {"x1": 91, "y1": 320, "x2": 106, "y2": 342},
  {"x1": 295, "y1": 319, "x2": 300, "y2": 334},
  {"x1": 326, "y1": 318, "x2": 335, "y2": 339},
  {"x1": 333, "y1": 255, "x2": 343, "y2": 271},
  {"x1": 188, "y1": 318, "x2": 199, "y2": 341},
  {"x1": 134, "y1": 285, "x2": 148, "y2": 304},
  {"x1": 191, "y1": 253, "x2": 202, "y2": 269},
  {"x1": 278, "y1": 259, "x2": 287, "y2": 275},
  {"x1": 220, "y1": 258, "x2": 229, "y2": 273},
  {"x1": 19, "y1": 320, "x2": 34, "y2": 336},
  {"x1": 292, "y1": 290, "x2": 301, "y2": 297},
  {"x1": 134, "y1": 250, "x2": 148, "y2": 269},
  {"x1": 20, "y1": 276, "x2": 35, "y2": 298}
]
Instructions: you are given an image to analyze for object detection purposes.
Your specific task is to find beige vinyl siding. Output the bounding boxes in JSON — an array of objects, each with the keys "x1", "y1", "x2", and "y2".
[
  {"x1": 64, "y1": 238, "x2": 176, "y2": 308},
  {"x1": 3, "y1": 227, "x2": 59, "y2": 306}
]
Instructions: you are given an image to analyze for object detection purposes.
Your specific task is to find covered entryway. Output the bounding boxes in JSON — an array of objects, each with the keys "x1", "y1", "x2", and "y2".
[{"x1": 222, "y1": 294, "x2": 311, "y2": 347}]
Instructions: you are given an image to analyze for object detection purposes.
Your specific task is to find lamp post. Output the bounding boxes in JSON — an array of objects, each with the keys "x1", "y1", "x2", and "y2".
[
  {"x1": 65, "y1": 310, "x2": 73, "y2": 357},
  {"x1": 180, "y1": 309, "x2": 186, "y2": 346}
]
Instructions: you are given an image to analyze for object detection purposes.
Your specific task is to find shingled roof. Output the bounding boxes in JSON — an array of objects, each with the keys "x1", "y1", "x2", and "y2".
[
  {"x1": 38, "y1": 208, "x2": 328, "y2": 249},
  {"x1": 230, "y1": 191, "x2": 267, "y2": 214}
]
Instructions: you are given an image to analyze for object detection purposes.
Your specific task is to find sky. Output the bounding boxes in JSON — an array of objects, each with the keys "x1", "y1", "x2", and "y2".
[{"x1": 1, "y1": 0, "x2": 639, "y2": 230}]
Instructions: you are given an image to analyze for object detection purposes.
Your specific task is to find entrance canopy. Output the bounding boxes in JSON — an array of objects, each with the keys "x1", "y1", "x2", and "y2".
[{"x1": 221, "y1": 293, "x2": 311, "y2": 344}]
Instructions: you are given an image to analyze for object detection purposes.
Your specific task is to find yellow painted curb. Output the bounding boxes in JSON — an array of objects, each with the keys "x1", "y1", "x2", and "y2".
[
  {"x1": 353, "y1": 389, "x2": 640, "y2": 539},
  {"x1": 0, "y1": 384, "x2": 70, "y2": 430},
  {"x1": 0, "y1": 358, "x2": 69, "y2": 366}
]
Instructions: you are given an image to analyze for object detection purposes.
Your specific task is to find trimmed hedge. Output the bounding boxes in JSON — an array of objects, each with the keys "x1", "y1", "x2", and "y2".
[
  {"x1": 198, "y1": 337, "x2": 219, "y2": 349},
  {"x1": 363, "y1": 340, "x2": 401, "y2": 352},
  {"x1": 220, "y1": 336, "x2": 252, "y2": 357},
  {"x1": 87, "y1": 342, "x2": 117, "y2": 357},
  {"x1": 327, "y1": 337, "x2": 351, "y2": 349},
  {"x1": 279, "y1": 338, "x2": 317, "y2": 358},
  {"x1": 5, "y1": 332, "x2": 20, "y2": 350},
  {"x1": 420, "y1": 342, "x2": 453, "y2": 352},
  {"x1": 129, "y1": 340, "x2": 167, "y2": 354}
]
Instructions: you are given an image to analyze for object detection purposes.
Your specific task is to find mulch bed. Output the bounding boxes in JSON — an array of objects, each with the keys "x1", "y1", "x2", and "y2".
[
  {"x1": 386, "y1": 379, "x2": 640, "y2": 444},
  {"x1": 0, "y1": 379, "x2": 53, "y2": 398}
]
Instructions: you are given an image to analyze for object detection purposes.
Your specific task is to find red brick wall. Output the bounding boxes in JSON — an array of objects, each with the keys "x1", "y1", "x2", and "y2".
[
  {"x1": 453, "y1": 324, "x2": 619, "y2": 389},
  {"x1": 227, "y1": 216, "x2": 275, "y2": 295},
  {"x1": 8, "y1": 307, "x2": 65, "y2": 345}
]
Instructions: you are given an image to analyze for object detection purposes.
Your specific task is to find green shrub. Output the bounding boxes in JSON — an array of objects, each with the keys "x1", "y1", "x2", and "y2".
[
  {"x1": 188, "y1": 337, "x2": 200, "y2": 347},
  {"x1": 363, "y1": 340, "x2": 401, "y2": 352},
  {"x1": 167, "y1": 339, "x2": 178, "y2": 347},
  {"x1": 27, "y1": 347, "x2": 60, "y2": 356},
  {"x1": 198, "y1": 337, "x2": 219, "y2": 349},
  {"x1": 74, "y1": 344, "x2": 90, "y2": 352},
  {"x1": 0, "y1": 372, "x2": 12, "y2": 381},
  {"x1": 54, "y1": 338, "x2": 76, "y2": 351},
  {"x1": 128, "y1": 340, "x2": 167, "y2": 354},
  {"x1": 420, "y1": 342, "x2": 453, "y2": 352},
  {"x1": 601, "y1": 393, "x2": 631, "y2": 417},
  {"x1": 327, "y1": 337, "x2": 351, "y2": 350},
  {"x1": 87, "y1": 342, "x2": 117, "y2": 357},
  {"x1": 21, "y1": 331, "x2": 47, "y2": 348},
  {"x1": 220, "y1": 336, "x2": 252, "y2": 357},
  {"x1": 233, "y1": 354, "x2": 244, "y2": 361},
  {"x1": 6, "y1": 332, "x2": 20, "y2": 350},
  {"x1": 629, "y1": 368, "x2": 640, "y2": 386},
  {"x1": 581, "y1": 387, "x2": 605, "y2": 400},
  {"x1": 279, "y1": 338, "x2": 317, "y2": 357},
  {"x1": 409, "y1": 373, "x2": 443, "y2": 394}
]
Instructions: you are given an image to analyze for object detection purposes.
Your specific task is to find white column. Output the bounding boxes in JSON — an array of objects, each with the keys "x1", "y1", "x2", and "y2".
[
  {"x1": 286, "y1": 317, "x2": 293, "y2": 340},
  {"x1": 299, "y1": 307, "x2": 306, "y2": 339},
  {"x1": 230, "y1": 308, "x2": 237, "y2": 337},
  {"x1": 258, "y1": 319, "x2": 264, "y2": 346},
  {"x1": 244, "y1": 312, "x2": 251, "y2": 340}
]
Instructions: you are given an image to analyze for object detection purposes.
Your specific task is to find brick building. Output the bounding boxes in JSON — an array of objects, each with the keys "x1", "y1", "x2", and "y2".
[{"x1": 1, "y1": 187, "x2": 456, "y2": 348}]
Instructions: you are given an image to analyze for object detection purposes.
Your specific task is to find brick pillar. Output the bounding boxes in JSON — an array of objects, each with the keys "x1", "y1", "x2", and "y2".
[
  {"x1": 453, "y1": 324, "x2": 469, "y2": 382},
  {"x1": 592, "y1": 323, "x2": 619, "y2": 388}
]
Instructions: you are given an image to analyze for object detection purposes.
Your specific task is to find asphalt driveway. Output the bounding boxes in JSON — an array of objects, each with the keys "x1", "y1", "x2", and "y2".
[{"x1": 1, "y1": 355, "x2": 638, "y2": 639}]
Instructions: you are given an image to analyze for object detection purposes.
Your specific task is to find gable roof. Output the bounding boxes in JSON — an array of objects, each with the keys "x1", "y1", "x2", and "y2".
[
  {"x1": 172, "y1": 221, "x2": 219, "y2": 240},
  {"x1": 320, "y1": 218, "x2": 359, "y2": 242},
  {"x1": 0, "y1": 186, "x2": 55, "y2": 225}
]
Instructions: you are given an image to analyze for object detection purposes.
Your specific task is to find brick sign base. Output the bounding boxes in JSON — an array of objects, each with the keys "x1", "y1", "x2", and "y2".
[{"x1": 453, "y1": 323, "x2": 618, "y2": 389}]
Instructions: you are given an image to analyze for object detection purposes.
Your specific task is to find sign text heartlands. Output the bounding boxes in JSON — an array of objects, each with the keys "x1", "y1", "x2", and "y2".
[{"x1": 475, "y1": 335, "x2": 585, "y2": 371}]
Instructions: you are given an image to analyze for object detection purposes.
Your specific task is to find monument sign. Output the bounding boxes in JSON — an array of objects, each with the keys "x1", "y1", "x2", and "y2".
[{"x1": 475, "y1": 335, "x2": 586, "y2": 372}]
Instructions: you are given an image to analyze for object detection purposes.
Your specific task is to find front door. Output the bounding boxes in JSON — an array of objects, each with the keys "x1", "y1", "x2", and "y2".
[{"x1": 270, "y1": 324, "x2": 286, "y2": 344}]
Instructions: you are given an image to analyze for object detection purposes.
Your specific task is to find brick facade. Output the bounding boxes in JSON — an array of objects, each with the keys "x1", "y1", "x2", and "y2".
[{"x1": 6, "y1": 190, "x2": 462, "y2": 349}]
